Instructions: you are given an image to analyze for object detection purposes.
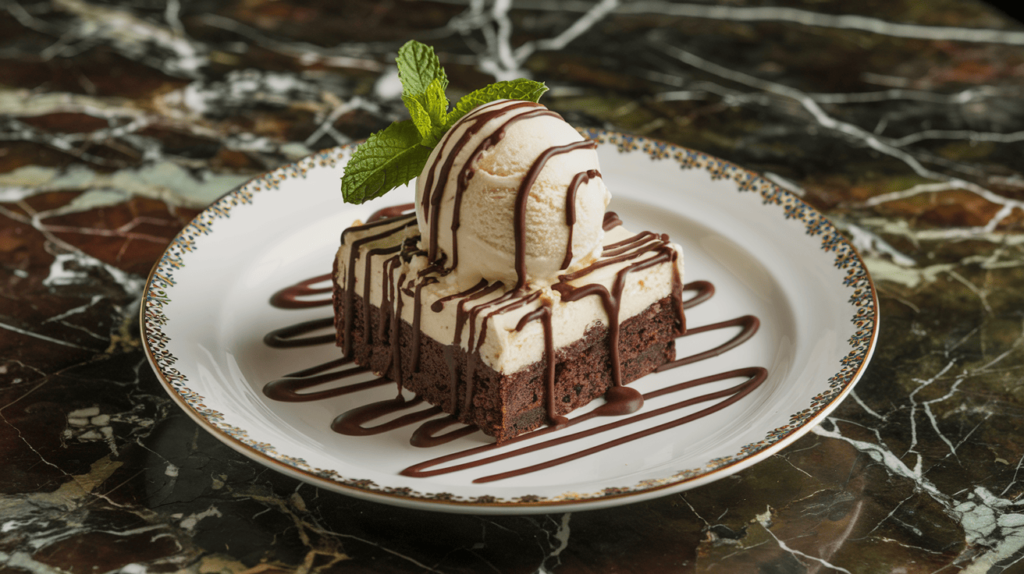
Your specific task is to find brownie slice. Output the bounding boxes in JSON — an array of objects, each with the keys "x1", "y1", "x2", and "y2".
[{"x1": 332, "y1": 283, "x2": 677, "y2": 443}]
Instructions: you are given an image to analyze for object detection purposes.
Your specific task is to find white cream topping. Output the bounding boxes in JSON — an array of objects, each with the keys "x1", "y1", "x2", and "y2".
[
  {"x1": 335, "y1": 217, "x2": 684, "y2": 374},
  {"x1": 415, "y1": 100, "x2": 611, "y2": 290}
]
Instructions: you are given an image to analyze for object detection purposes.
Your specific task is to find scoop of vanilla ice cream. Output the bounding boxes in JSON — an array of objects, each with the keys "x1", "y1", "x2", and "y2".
[{"x1": 415, "y1": 100, "x2": 611, "y2": 289}]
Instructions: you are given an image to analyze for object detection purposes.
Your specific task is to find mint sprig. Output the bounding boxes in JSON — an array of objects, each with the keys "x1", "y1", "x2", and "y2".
[
  {"x1": 340, "y1": 122, "x2": 432, "y2": 205},
  {"x1": 403, "y1": 77, "x2": 449, "y2": 147},
  {"x1": 395, "y1": 40, "x2": 448, "y2": 99},
  {"x1": 341, "y1": 40, "x2": 548, "y2": 205},
  {"x1": 447, "y1": 80, "x2": 550, "y2": 125}
]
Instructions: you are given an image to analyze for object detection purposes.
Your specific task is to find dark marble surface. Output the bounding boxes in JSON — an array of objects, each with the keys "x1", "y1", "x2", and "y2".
[{"x1": 3, "y1": 0, "x2": 1024, "y2": 571}]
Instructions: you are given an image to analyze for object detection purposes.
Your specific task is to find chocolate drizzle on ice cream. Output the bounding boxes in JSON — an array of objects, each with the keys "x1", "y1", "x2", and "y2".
[{"x1": 416, "y1": 100, "x2": 611, "y2": 289}]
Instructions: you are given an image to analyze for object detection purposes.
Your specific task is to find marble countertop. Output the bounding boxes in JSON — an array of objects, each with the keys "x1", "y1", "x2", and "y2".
[{"x1": 3, "y1": 0, "x2": 1024, "y2": 572}]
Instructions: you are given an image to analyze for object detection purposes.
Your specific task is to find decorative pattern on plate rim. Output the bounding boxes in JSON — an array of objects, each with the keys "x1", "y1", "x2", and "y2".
[{"x1": 141, "y1": 130, "x2": 878, "y2": 507}]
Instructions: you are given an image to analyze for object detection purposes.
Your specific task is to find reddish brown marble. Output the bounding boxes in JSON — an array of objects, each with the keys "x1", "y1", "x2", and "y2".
[{"x1": 2, "y1": 0, "x2": 1024, "y2": 572}]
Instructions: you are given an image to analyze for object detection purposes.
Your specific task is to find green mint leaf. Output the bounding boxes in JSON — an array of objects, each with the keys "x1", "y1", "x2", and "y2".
[
  {"x1": 424, "y1": 78, "x2": 449, "y2": 130},
  {"x1": 341, "y1": 41, "x2": 552, "y2": 204},
  {"x1": 448, "y1": 79, "x2": 548, "y2": 125},
  {"x1": 403, "y1": 95, "x2": 433, "y2": 140},
  {"x1": 404, "y1": 78, "x2": 450, "y2": 146},
  {"x1": 396, "y1": 40, "x2": 447, "y2": 99},
  {"x1": 341, "y1": 120, "x2": 432, "y2": 204}
]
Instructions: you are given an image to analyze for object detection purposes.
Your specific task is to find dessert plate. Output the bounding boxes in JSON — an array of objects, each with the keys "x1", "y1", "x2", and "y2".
[{"x1": 141, "y1": 129, "x2": 878, "y2": 514}]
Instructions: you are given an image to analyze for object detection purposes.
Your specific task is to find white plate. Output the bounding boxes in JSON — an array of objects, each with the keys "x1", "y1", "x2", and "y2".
[{"x1": 141, "y1": 129, "x2": 878, "y2": 514}]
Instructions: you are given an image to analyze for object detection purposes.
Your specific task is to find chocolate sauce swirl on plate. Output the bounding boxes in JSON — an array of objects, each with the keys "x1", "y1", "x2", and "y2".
[
  {"x1": 263, "y1": 268, "x2": 765, "y2": 482},
  {"x1": 269, "y1": 274, "x2": 333, "y2": 309}
]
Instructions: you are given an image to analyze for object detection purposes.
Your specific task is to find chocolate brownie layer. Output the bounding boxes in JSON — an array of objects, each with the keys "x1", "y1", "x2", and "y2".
[{"x1": 333, "y1": 283, "x2": 677, "y2": 443}]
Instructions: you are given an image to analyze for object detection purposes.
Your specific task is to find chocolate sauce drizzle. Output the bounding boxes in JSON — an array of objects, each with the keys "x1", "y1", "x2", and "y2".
[
  {"x1": 562, "y1": 169, "x2": 601, "y2": 270},
  {"x1": 269, "y1": 273, "x2": 333, "y2": 309},
  {"x1": 404, "y1": 366, "x2": 766, "y2": 483},
  {"x1": 421, "y1": 100, "x2": 559, "y2": 264},
  {"x1": 331, "y1": 395, "x2": 440, "y2": 436},
  {"x1": 263, "y1": 357, "x2": 386, "y2": 402},
  {"x1": 399, "y1": 292, "x2": 762, "y2": 481},
  {"x1": 263, "y1": 264, "x2": 765, "y2": 482},
  {"x1": 263, "y1": 318, "x2": 336, "y2": 348},
  {"x1": 367, "y1": 203, "x2": 415, "y2": 224},
  {"x1": 450, "y1": 107, "x2": 562, "y2": 270},
  {"x1": 514, "y1": 299, "x2": 567, "y2": 427},
  {"x1": 340, "y1": 215, "x2": 417, "y2": 356},
  {"x1": 512, "y1": 140, "x2": 597, "y2": 291},
  {"x1": 266, "y1": 280, "x2": 334, "y2": 346},
  {"x1": 410, "y1": 415, "x2": 479, "y2": 448},
  {"x1": 602, "y1": 211, "x2": 622, "y2": 232}
]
